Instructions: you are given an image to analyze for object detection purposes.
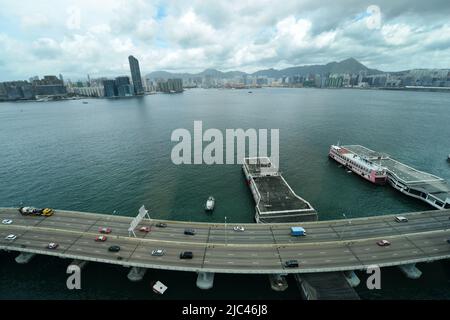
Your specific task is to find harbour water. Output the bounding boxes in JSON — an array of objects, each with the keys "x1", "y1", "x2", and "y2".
[{"x1": 1, "y1": 88, "x2": 450, "y2": 299}]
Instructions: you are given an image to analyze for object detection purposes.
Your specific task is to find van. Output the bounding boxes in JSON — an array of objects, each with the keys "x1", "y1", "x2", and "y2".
[
  {"x1": 290, "y1": 227, "x2": 306, "y2": 236},
  {"x1": 180, "y1": 251, "x2": 193, "y2": 259}
]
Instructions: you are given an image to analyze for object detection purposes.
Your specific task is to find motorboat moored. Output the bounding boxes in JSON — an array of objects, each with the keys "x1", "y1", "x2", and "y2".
[{"x1": 205, "y1": 196, "x2": 215, "y2": 212}]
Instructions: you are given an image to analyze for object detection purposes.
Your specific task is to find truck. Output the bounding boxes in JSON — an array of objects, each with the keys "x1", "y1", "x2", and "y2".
[{"x1": 290, "y1": 227, "x2": 306, "y2": 236}]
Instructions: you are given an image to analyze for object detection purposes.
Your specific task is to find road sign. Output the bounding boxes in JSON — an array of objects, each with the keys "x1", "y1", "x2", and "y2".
[{"x1": 128, "y1": 205, "x2": 151, "y2": 237}]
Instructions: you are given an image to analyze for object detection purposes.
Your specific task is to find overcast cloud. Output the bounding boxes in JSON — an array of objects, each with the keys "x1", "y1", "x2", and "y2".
[{"x1": 1, "y1": 0, "x2": 450, "y2": 81}]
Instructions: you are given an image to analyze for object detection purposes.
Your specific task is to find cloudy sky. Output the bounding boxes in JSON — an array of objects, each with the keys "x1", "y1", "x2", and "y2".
[{"x1": 1, "y1": 0, "x2": 450, "y2": 81}]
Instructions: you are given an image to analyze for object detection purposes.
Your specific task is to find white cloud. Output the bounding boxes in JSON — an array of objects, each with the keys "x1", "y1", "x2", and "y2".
[
  {"x1": 21, "y1": 13, "x2": 49, "y2": 29},
  {"x1": 1, "y1": 0, "x2": 450, "y2": 80},
  {"x1": 381, "y1": 23, "x2": 412, "y2": 45},
  {"x1": 32, "y1": 38, "x2": 61, "y2": 58}
]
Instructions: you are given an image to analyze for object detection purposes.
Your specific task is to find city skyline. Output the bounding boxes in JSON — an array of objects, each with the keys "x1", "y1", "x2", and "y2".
[{"x1": 1, "y1": 1, "x2": 450, "y2": 81}]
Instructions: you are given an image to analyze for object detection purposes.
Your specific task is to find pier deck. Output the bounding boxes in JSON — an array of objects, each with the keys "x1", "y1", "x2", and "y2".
[
  {"x1": 343, "y1": 145, "x2": 450, "y2": 209},
  {"x1": 243, "y1": 157, "x2": 317, "y2": 223}
]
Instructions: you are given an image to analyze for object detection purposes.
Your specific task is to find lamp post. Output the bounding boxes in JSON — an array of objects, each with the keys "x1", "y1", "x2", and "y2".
[
  {"x1": 341, "y1": 213, "x2": 352, "y2": 240},
  {"x1": 225, "y1": 216, "x2": 227, "y2": 246}
]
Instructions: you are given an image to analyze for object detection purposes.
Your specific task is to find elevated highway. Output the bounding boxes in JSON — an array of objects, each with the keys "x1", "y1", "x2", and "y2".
[{"x1": 1, "y1": 208, "x2": 450, "y2": 274}]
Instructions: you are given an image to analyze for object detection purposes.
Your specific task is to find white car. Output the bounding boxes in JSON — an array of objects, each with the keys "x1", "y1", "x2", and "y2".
[
  {"x1": 2, "y1": 219, "x2": 13, "y2": 225},
  {"x1": 395, "y1": 216, "x2": 408, "y2": 223},
  {"x1": 5, "y1": 234, "x2": 17, "y2": 241},
  {"x1": 233, "y1": 226, "x2": 245, "y2": 232}
]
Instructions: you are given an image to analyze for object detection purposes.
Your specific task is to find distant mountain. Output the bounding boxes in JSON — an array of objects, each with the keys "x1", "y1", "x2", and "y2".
[{"x1": 145, "y1": 58, "x2": 383, "y2": 80}]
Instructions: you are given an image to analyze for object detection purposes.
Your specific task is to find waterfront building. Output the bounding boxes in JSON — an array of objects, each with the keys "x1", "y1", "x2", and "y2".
[
  {"x1": 128, "y1": 55, "x2": 144, "y2": 95},
  {"x1": 103, "y1": 80, "x2": 116, "y2": 97}
]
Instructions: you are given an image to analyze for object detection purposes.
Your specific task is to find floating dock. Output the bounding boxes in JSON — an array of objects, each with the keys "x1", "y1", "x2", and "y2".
[
  {"x1": 342, "y1": 145, "x2": 450, "y2": 210},
  {"x1": 243, "y1": 157, "x2": 317, "y2": 223}
]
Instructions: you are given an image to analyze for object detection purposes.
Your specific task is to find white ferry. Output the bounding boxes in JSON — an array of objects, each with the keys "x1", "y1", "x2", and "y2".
[{"x1": 329, "y1": 145, "x2": 387, "y2": 185}]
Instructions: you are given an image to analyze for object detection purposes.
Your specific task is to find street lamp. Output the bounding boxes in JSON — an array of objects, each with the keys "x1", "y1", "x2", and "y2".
[
  {"x1": 341, "y1": 213, "x2": 352, "y2": 240},
  {"x1": 225, "y1": 216, "x2": 227, "y2": 246}
]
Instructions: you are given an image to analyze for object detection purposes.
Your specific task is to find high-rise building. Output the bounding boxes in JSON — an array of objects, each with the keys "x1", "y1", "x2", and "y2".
[
  {"x1": 103, "y1": 80, "x2": 116, "y2": 98},
  {"x1": 128, "y1": 55, "x2": 144, "y2": 95}
]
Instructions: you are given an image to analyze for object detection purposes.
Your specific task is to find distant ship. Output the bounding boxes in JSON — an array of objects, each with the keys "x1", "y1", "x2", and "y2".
[{"x1": 329, "y1": 145, "x2": 387, "y2": 184}]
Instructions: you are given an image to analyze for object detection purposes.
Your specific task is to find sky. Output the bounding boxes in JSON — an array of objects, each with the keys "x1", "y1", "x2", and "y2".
[{"x1": 1, "y1": 0, "x2": 450, "y2": 81}]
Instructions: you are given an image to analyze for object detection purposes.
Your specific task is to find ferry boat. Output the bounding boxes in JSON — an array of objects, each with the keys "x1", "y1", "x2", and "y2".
[{"x1": 328, "y1": 145, "x2": 387, "y2": 184}]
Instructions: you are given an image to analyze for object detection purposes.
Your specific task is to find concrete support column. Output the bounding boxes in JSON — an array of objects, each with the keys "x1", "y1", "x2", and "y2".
[
  {"x1": 398, "y1": 263, "x2": 422, "y2": 279},
  {"x1": 196, "y1": 272, "x2": 215, "y2": 290},
  {"x1": 127, "y1": 267, "x2": 147, "y2": 282},
  {"x1": 268, "y1": 274, "x2": 288, "y2": 291},
  {"x1": 15, "y1": 252, "x2": 35, "y2": 264},
  {"x1": 69, "y1": 259, "x2": 88, "y2": 270},
  {"x1": 344, "y1": 270, "x2": 360, "y2": 287}
]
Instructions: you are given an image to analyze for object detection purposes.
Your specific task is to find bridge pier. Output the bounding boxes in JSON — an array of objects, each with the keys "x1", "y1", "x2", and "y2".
[
  {"x1": 196, "y1": 272, "x2": 215, "y2": 290},
  {"x1": 398, "y1": 263, "x2": 422, "y2": 279},
  {"x1": 344, "y1": 270, "x2": 360, "y2": 287},
  {"x1": 127, "y1": 267, "x2": 147, "y2": 282},
  {"x1": 69, "y1": 259, "x2": 89, "y2": 270},
  {"x1": 268, "y1": 274, "x2": 288, "y2": 291},
  {"x1": 15, "y1": 252, "x2": 35, "y2": 264}
]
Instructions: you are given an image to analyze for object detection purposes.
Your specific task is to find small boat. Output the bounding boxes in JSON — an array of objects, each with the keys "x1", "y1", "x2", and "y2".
[
  {"x1": 82, "y1": 101, "x2": 88, "y2": 104},
  {"x1": 151, "y1": 281, "x2": 168, "y2": 295},
  {"x1": 205, "y1": 196, "x2": 215, "y2": 212}
]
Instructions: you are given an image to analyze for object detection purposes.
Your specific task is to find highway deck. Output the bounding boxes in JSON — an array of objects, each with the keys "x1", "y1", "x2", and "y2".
[{"x1": 1, "y1": 208, "x2": 450, "y2": 274}]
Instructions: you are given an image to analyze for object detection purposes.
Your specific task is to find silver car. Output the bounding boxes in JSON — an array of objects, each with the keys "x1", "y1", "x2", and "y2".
[
  {"x1": 5, "y1": 234, "x2": 17, "y2": 240},
  {"x1": 151, "y1": 249, "x2": 166, "y2": 256},
  {"x1": 2, "y1": 219, "x2": 13, "y2": 225}
]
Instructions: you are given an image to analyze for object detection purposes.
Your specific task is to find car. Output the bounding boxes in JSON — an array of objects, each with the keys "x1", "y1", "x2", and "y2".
[
  {"x1": 155, "y1": 223, "x2": 167, "y2": 228},
  {"x1": 233, "y1": 226, "x2": 245, "y2": 232},
  {"x1": 47, "y1": 242, "x2": 59, "y2": 249},
  {"x1": 139, "y1": 226, "x2": 151, "y2": 232},
  {"x1": 151, "y1": 249, "x2": 166, "y2": 256},
  {"x1": 179, "y1": 251, "x2": 193, "y2": 259},
  {"x1": 18, "y1": 206, "x2": 38, "y2": 215},
  {"x1": 41, "y1": 208, "x2": 54, "y2": 217},
  {"x1": 1, "y1": 219, "x2": 13, "y2": 225},
  {"x1": 377, "y1": 240, "x2": 391, "y2": 247},
  {"x1": 395, "y1": 216, "x2": 408, "y2": 223},
  {"x1": 447, "y1": 238, "x2": 450, "y2": 244},
  {"x1": 108, "y1": 245, "x2": 121, "y2": 252},
  {"x1": 5, "y1": 234, "x2": 17, "y2": 241},
  {"x1": 284, "y1": 260, "x2": 299, "y2": 268},
  {"x1": 95, "y1": 235, "x2": 107, "y2": 242},
  {"x1": 98, "y1": 227, "x2": 112, "y2": 234},
  {"x1": 184, "y1": 228, "x2": 196, "y2": 236}
]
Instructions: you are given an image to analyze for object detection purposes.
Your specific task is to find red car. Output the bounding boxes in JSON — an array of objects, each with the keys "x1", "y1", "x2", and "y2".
[
  {"x1": 376, "y1": 240, "x2": 391, "y2": 247},
  {"x1": 95, "y1": 235, "x2": 107, "y2": 242},
  {"x1": 98, "y1": 227, "x2": 112, "y2": 234},
  {"x1": 139, "y1": 226, "x2": 151, "y2": 232}
]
